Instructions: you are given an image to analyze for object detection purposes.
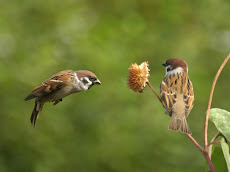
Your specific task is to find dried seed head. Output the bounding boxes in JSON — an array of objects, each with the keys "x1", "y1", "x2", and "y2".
[{"x1": 127, "y1": 61, "x2": 150, "y2": 93}]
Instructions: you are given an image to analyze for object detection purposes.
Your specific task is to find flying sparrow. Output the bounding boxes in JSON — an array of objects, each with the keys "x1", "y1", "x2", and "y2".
[
  {"x1": 25, "y1": 70, "x2": 101, "y2": 126},
  {"x1": 160, "y1": 58, "x2": 194, "y2": 134}
]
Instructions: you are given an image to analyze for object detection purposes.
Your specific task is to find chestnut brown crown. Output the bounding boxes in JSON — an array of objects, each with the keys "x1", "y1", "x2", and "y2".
[{"x1": 162, "y1": 57, "x2": 188, "y2": 74}]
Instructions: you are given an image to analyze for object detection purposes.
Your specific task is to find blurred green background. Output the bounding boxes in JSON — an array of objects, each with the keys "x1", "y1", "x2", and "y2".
[{"x1": 0, "y1": 0, "x2": 230, "y2": 171}]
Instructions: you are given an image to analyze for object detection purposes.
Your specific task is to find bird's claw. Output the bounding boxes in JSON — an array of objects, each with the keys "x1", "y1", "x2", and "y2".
[{"x1": 53, "y1": 99, "x2": 62, "y2": 106}]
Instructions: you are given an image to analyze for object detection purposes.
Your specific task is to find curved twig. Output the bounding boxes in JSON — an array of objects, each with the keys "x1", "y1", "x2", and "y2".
[
  {"x1": 186, "y1": 134, "x2": 203, "y2": 153},
  {"x1": 147, "y1": 54, "x2": 230, "y2": 172},
  {"x1": 208, "y1": 132, "x2": 221, "y2": 158},
  {"x1": 186, "y1": 134, "x2": 215, "y2": 172},
  {"x1": 204, "y1": 54, "x2": 230, "y2": 148},
  {"x1": 147, "y1": 82, "x2": 162, "y2": 104}
]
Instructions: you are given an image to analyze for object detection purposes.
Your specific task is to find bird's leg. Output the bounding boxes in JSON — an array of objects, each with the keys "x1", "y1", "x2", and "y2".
[{"x1": 53, "y1": 99, "x2": 62, "y2": 106}]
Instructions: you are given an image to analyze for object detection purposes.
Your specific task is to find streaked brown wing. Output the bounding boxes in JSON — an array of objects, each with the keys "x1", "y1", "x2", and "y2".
[
  {"x1": 182, "y1": 74, "x2": 194, "y2": 116},
  {"x1": 25, "y1": 70, "x2": 72, "y2": 100},
  {"x1": 30, "y1": 80, "x2": 64, "y2": 98},
  {"x1": 49, "y1": 70, "x2": 73, "y2": 79},
  {"x1": 160, "y1": 75, "x2": 178, "y2": 116},
  {"x1": 160, "y1": 72, "x2": 194, "y2": 117}
]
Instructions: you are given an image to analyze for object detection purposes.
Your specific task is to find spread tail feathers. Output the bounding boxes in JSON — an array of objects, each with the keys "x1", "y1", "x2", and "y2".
[
  {"x1": 168, "y1": 116, "x2": 192, "y2": 134},
  {"x1": 30, "y1": 100, "x2": 43, "y2": 127}
]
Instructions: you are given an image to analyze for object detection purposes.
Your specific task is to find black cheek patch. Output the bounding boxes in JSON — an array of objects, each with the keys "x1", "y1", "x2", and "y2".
[{"x1": 82, "y1": 79, "x2": 89, "y2": 84}]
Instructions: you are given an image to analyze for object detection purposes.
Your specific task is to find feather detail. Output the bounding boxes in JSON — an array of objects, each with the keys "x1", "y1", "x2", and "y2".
[
  {"x1": 25, "y1": 69, "x2": 100, "y2": 126},
  {"x1": 169, "y1": 115, "x2": 191, "y2": 134},
  {"x1": 160, "y1": 71, "x2": 194, "y2": 135},
  {"x1": 30, "y1": 99, "x2": 44, "y2": 127},
  {"x1": 24, "y1": 70, "x2": 73, "y2": 100}
]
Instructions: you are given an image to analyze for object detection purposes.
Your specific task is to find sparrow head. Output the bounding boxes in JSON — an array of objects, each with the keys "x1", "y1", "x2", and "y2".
[
  {"x1": 75, "y1": 70, "x2": 101, "y2": 90},
  {"x1": 162, "y1": 57, "x2": 188, "y2": 76}
]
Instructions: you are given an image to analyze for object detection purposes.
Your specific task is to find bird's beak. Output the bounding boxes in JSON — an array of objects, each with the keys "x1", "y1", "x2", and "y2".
[
  {"x1": 94, "y1": 79, "x2": 101, "y2": 85},
  {"x1": 162, "y1": 62, "x2": 167, "y2": 67}
]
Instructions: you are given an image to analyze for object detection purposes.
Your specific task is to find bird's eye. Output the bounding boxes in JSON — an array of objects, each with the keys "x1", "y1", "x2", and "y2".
[
  {"x1": 166, "y1": 65, "x2": 172, "y2": 72},
  {"x1": 89, "y1": 77, "x2": 95, "y2": 81},
  {"x1": 82, "y1": 79, "x2": 89, "y2": 84}
]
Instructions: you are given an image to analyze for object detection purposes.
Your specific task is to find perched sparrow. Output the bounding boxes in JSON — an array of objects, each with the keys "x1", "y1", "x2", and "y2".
[
  {"x1": 25, "y1": 70, "x2": 101, "y2": 126},
  {"x1": 160, "y1": 58, "x2": 194, "y2": 134}
]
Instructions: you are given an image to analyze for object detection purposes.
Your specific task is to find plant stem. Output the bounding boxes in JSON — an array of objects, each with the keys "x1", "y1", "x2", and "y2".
[
  {"x1": 203, "y1": 152, "x2": 216, "y2": 172},
  {"x1": 206, "y1": 141, "x2": 221, "y2": 147},
  {"x1": 185, "y1": 134, "x2": 203, "y2": 153},
  {"x1": 185, "y1": 134, "x2": 216, "y2": 172},
  {"x1": 208, "y1": 132, "x2": 221, "y2": 158},
  {"x1": 204, "y1": 54, "x2": 230, "y2": 147},
  {"x1": 145, "y1": 54, "x2": 230, "y2": 172},
  {"x1": 146, "y1": 82, "x2": 162, "y2": 104}
]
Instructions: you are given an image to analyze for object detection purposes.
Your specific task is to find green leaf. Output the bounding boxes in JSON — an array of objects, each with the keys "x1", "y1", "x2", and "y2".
[
  {"x1": 210, "y1": 146, "x2": 228, "y2": 172},
  {"x1": 209, "y1": 108, "x2": 230, "y2": 141},
  {"x1": 221, "y1": 138, "x2": 230, "y2": 171}
]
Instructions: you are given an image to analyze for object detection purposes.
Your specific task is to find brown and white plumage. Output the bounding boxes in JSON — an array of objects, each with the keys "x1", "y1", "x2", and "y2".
[
  {"x1": 160, "y1": 58, "x2": 194, "y2": 134},
  {"x1": 25, "y1": 70, "x2": 101, "y2": 126}
]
